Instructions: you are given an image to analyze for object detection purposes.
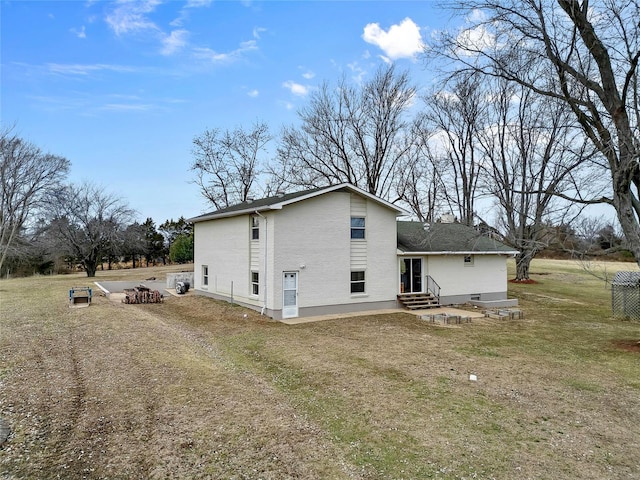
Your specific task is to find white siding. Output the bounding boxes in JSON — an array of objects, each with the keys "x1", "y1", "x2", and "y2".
[
  {"x1": 350, "y1": 193, "x2": 367, "y2": 270},
  {"x1": 193, "y1": 187, "x2": 402, "y2": 318},
  {"x1": 270, "y1": 191, "x2": 397, "y2": 313},
  {"x1": 193, "y1": 215, "x2": 260, "y2": 306},
  {"x1": 250, "y1": 216, "x2": 260, "y2": 272},
  {"x1": 425, "y1": 254, "x2": 508, "y2": 298}
]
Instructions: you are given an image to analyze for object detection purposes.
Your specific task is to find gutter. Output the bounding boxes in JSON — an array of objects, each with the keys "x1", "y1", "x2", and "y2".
[
  {"x1": 397, "y1": 251, "x2": 519, "y2": 256},
  {"x1": 189, "y1": 205, "x2": 280, "y2": 223}
]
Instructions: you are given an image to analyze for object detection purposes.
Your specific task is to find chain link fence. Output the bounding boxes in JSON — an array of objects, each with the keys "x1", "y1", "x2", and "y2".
[{"x1": 611, "y1": 271, "x2": 640, "y2": 320}]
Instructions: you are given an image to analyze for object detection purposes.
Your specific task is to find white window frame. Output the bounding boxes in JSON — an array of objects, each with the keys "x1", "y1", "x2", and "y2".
[
  {"x1": 251, "y1": 271, "x2": 259, "y2": 296},
  {"x1": 251, "y1": 215, "x2": 260, "y2": 240},
  {"x1": 350, "y1": 270, "x2": 366, "y2": 294},
  {"x1": 351, "y1": 217, "x2": 365, "y2": 239},
  {"x1": 202, "y1": 265, "x2": 209, "y2": 286}
]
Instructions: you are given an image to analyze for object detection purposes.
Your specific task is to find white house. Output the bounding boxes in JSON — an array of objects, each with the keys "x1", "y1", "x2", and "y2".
[{"x1": 189, "y1": 184, "x2": 518, "y2": 320}]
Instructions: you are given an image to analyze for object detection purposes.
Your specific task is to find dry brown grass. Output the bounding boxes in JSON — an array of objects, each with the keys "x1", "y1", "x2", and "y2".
[{"x1": 1, "y1": 260, "x2": 639, "y2": 479}]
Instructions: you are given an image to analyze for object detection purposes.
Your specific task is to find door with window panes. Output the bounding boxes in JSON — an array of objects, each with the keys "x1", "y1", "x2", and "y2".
[
  {"x1": 400, "y1": 258, "x2": 422, "y2": 293},
  {"x1": 282, "y1": 272, "x2": 298, "y2": 318}
]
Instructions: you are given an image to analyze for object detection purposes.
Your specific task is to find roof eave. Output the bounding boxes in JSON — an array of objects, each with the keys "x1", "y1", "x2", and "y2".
[
  {"x1": 275, "y1": 183, "x2": 406, "y2": 215},
  {"x1": 190, "y1": 183, "x2": 406, "y2": 223},
  {"x1": 397, "y1": 250, "x2": 519, "y2": 256},
  {"x1": 189, "y1": 204, "x2": 281, "y2": 223}
]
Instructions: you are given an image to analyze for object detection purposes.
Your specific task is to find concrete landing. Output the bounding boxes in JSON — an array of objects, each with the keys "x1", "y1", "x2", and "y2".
[{"x1": 280, "y1": 307, "x2": 484, "y2": 325}]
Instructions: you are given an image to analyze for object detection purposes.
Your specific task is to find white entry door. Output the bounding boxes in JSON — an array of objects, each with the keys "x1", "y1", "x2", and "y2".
[{"x1": 282, "y1": 272, "x2": 298, "y2": 318}]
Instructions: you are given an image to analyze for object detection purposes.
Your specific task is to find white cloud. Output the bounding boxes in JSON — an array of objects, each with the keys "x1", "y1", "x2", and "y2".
[
  {"x1": 467, "y1": 9, "x2": 487, "y2": 23},
  {"x1": 253, "y1": 27, "x2": 266, "y2": 39},
  {"x1": 161, "y1": 29, "x2": 189, "y2": 55},
  {"x1": 70, "y1": 25, "x2": 87, "y2": 39},
  {"x1": 105, "y1": 0, "x2": 161, "y2": 36},
  {"x1": 247, "y1": 89, "x2": 259, "y2": 97},
  {"x1": 186, "y1": 0, "x2": 212, "y2": 7},
  {"x1": 300, "y1": 69, "x2": 315, "y2": 80},
  {"x1": 171, "y1": 0, "x2": 212, "y2": 27},
  {"x1": 282, "y1": 81, "x2": 308, "y2": 96},
  {"x1": 455, "y1": 24, "x2": 495, "y2": 53},
  {"x1": 453, "y1": 9, "x2": 497, "y2": 56},
  {"x1": 347, "y1": 62, "x2": 366, "y2": 84},
  {"x1": 102, "y1": 103, "x2": 153, "y2": 112},
  {"x1": 362, "y1": 17, "x2": 424, "y2": 61},
  {"x1": 192, "y1": 39, "x2": 258, "y2": 63},
  {"x1": 46, "y1": 63, "x2": 137, "y2": 76}
]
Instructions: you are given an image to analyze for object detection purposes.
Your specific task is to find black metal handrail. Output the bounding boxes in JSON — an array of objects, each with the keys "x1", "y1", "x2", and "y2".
[{"x1": 426, "y1": 275, "x2": 441, "y2": 300}]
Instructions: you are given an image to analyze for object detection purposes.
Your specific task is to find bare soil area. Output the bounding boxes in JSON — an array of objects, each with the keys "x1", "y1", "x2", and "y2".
[{"x1": 1, "y1": 262, "x2": 639, "y2": 479}]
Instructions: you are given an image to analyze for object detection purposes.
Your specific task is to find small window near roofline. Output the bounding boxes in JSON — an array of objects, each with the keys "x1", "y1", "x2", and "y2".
[
  {"x1": 251, "y1": 215, "x2": 260, "y2": 240},
  {"x1": 464, "y1": 255, "x2": 474, "y2": 266}
]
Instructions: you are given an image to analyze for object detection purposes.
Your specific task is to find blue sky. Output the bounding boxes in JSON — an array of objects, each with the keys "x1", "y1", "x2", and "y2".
[{"x1": 2, "y1": 0, "x2": 451, "y2": 223}]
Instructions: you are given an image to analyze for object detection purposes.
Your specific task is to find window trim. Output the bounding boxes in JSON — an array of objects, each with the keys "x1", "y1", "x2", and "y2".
[
  {"x1": 464, "y1": 255, "x2": 474, "y2": 266},
  {"x1": 350, "y1": 216, "x2": 365, "y2": 239},
  {"x1": 350, "y1": 270, "x2": 366, "y2": 294},
  {"x1": 251, "y1": 271, "x2": 259, "y2": 296},
  {"x1": 251, "y1": 215, "x2": 260, "y2": 240},
  {"x1": 202, "y1": 265, "x2": 209, "y2": 287}
]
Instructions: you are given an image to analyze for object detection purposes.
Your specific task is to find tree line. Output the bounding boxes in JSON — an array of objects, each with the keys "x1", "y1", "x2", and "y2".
[
  {"x1": 191, "y1": 0, "x2": 638, "y2": 281},
  {"x1": 0, "y1": 133, "x2": 193, "y2": 278},
  {"x1": 2, "y1": 0, "x2": 637, "y2": 280}
]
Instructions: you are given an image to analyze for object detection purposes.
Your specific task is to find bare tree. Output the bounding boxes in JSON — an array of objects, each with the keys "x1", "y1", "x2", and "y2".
[
  {"x1": 395, "y1": 120, "x2": 447, "y2": 222},
  {"x1": 47, "y1": 183, "x2": 134, "y2": 277},
  {"x1": 0, "y1": 127, "x2": 69, "y2": 275},
  {"x1": 272, "y1": 65, "x2": 418, "y2": 200},
  {"x1": 478, "y1": 80, "x2": 597, "y2": 279},
  {"x1": 433, "y1": 0, "x2": 640, "y2": 262},
  {"x1": 191, "y1": 120, "x2": 271, "y2": 210},
  {"x1": 121, "y1": 222, "x2": 146, "y2": 269},
  {"x1": 421, "y1": 73, "x2": 486, "y2": 225}
]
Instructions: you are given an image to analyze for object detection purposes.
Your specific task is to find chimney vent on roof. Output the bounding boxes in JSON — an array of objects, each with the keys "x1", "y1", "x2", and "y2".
[
  {"x1": 246, "y1": 197, "x2": 254, "y2": 204},
  {"x1": 277, "y1": 190, "x2": 285, "y2": 197},
  {"x1": 439, "y1": 213, "x2": 456, "y2": 224}
]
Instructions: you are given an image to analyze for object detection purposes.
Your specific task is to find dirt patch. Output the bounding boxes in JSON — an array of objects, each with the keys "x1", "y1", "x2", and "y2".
[
  {"x1": 509, "y1": 278, "x2": 539, "y2": 284},
  {"x1": 612, "y1": 339, "x2": 640, "y2": 353}
]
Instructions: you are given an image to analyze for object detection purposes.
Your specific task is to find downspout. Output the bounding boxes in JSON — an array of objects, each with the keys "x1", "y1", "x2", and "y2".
[{"x1": 255, "y1": 210, "x2": 267, "y2": 316}]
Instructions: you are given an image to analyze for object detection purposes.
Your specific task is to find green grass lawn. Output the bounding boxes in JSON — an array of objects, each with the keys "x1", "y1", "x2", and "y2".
[{"x1": 0, "y1": 259, "x2": 639, "y2": 479}]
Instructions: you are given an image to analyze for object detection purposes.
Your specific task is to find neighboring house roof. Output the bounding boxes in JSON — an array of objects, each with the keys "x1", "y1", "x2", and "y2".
[
  {"x1": 397, "y1": 221, "x2": 519, "y2": 255},
  {"x1": 188, "y1": 183, "x2": 407, "y2": 222}
]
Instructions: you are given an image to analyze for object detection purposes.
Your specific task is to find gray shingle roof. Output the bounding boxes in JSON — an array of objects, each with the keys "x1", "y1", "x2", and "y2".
[
  {"x1": 397, "y1": 221, "x2": 517, "y2": 254},
  {"x1": 189, "y1": 187, "x2": 325, "y2": 222},
  {"x1": 189, "y1": 183, "x2": 406, "y2": 223}
]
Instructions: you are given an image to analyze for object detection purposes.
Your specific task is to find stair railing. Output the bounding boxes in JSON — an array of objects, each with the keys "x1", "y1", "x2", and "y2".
[{"x1": 426, "y1": 275, "x2": 441, "y2": 301}]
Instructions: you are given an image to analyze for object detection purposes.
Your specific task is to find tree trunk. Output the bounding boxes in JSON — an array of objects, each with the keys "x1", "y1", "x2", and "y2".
[
  {"x1": 613, "y1": 186, "x2": 640, "y2": 266},
  {"x1": 84, "y1": 261, "x2": 97, "y2": 278},
  {"x1": 514, "y1": 251, "x2": 533, "y2": 281}
]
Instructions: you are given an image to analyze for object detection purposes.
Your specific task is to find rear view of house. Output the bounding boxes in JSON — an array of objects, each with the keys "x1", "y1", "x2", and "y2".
[
  {"x1": 189, "y1": 183, "x2": 517, "y2": 320},
  {"x1": 190, "y1": 184, "x2": 404, "y2": 319}
]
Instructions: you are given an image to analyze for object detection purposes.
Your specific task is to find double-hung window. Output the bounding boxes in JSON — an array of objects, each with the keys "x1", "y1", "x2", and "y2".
[
  {"x1": 251, "y1": 271, "x2": 259, "y2": 295},
  {"x1": 202, "y1": 265, "x2": 209, "y2": 286},
  {"x1": 351, "y1": 217, "x2": 365, "y2": 239},
  {"x1": 350, "y1": 271, "x2": 365, "y2": 293},
  {"x1": 251, "y1": 215, "x2": 260, "y2": 240}
]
